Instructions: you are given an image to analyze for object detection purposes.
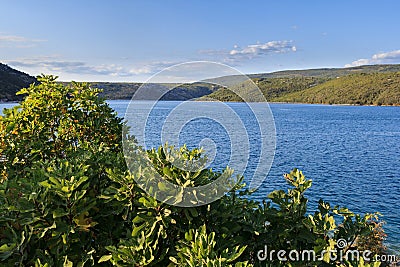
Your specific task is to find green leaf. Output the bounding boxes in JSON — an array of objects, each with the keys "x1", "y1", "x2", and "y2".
[
  {"x1": 162, "y1": 167, "x2": 173, "y2": 178},
  {"x1": 158, "y1": 181, "x2": 167, "y2": 191},
  {"x1": 0, "y1": 243, "x2": 17, "y2": 260},
  {"x1": 63, "y1": 256, "x2": 73, "y2": 267},
  {"x1": 53, "y1": 209, "x2": 68, "y2": 218},
  {"x1": 98, "y1": 255, "x2": 112, "y2": 263}
]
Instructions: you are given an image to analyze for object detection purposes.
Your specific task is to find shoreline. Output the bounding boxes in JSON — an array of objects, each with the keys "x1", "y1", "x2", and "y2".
[{"x1": 1, "y1": 99, "x2": 399, "y2": 107}]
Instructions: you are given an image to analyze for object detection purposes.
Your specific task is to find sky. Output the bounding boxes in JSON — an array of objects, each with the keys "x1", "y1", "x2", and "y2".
[{"x1": 1, "y1": 0, "x2": 400, "y2": 82}]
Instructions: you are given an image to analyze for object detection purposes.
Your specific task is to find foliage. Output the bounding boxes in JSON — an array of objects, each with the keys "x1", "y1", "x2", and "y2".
[
  {"x1": 356, "y1": 218, "x2": 387, "y2": 256},
  {"x1": 0, "y1": 74, "x2": 122, "y2": 179},
  {"x1": 169, "y1": 225, "x2": 251, "y2": 267},
  {"x1": 0, "y1": 75, "x2": 125, "y2": 265},
  {"x1": 0, "y1": 76, "x2": 391, "y2": 266}
]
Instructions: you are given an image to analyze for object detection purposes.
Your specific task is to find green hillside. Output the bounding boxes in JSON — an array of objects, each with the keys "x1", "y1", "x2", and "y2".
[
  {"x1": 247, "y1": 64, "x2": 400, "y2": 79},
  {"x1": 89, "y1": 82, "x2": 219, "y2": 101},
  {"x1": 200, "y1": 76, "x2": 329, "y2": 102},
  {"x1": 272, "y1": 72, "x2": 400, "y2": 105},
  {"x1": 203, "y1": 64, "x2": 400, "y2": 85},
  {"x1": 91, "y1": 82, "x2": 141, "y2": 99},
  {"x1": 2, "y1": 62, "x2": 400, "y2": 105},
  {"x1": 200, "y1": 65, "x2": 400, "y2": 105},
  {"x1": 0, "y1": 63, "x2": 37, "y2": 101}
]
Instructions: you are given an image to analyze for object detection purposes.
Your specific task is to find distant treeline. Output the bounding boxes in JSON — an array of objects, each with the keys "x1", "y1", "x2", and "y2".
[
  {"x1": 203, "y1": 72, "x2": 400, "y2": 105},
  {"x1": 90, "y1": 82, "x2": 220, "y2": 101},
  {"x1": 272, "y1": 72, "x2": 400, "y2": 105},
  {"x1": 1, "y1": 63, "x2": 400, "y2": 105},
  {"x1": 79, "y1": 64, "x2": 400, "y2": 105}
]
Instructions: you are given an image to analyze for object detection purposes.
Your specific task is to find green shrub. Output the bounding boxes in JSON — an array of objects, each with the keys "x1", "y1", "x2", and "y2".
[{"x1": 0, "y1": 76, "x2": 388, "y2": 266}]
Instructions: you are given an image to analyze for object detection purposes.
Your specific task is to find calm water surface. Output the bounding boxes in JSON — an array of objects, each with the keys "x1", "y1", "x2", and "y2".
[
  {"x1": 2, "y1": 100, "x2": 399, "y2": 249},
  {"x1": 111, "y1": 100, "x2": 400, "y2": 249}
]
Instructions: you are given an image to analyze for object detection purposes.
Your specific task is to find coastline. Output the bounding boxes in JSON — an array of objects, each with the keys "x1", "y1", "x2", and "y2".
[
  {"x1": 193, "y1": 98, "x2": 400, "y2": 107},
  {"x1": 3, "y1": 99, "x2": 398, "y2": 109},
  {"x1": 2, "y1": 99, "x2": 399, "y2": 107}
]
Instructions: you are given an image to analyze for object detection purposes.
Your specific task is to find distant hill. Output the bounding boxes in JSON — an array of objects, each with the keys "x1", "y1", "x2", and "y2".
[
  {"x1": 200, "y1": 64, "x2": 400, "y2": 105},
  {"x1": 2, "y1": 62, "x2": 400, "y2": 105},
  {"x1": 247, "y1": 64, "x2": 400, "y2": 79},
  {"x1": 202, "y1": 64, "x2": 400, "y2": 86},
  {"x1": 89, "y1": 82, "x2": 220, "y2": 101},
  {"x1": 93, "y1": 64, "x2": 400, "y2": 105},
  {"x1": 199, "y1": 76, "x2": 329, "y2": 102},
  {"x1": 0, "y1": 63, "x2": 37, "y2": 101},
  {"x1": 272, "y1": 72, "x2": 400, "y2": 105}
]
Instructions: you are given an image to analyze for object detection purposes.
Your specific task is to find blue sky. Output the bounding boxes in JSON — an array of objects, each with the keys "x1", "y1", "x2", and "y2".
[{"x1": 1, "y1": 0, "x2": 400, "y2": 82}]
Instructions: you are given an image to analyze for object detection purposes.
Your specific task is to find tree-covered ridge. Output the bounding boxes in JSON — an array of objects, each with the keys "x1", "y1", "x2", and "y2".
[
  {"x1": 90, "y1": 65, "x2": 400, "y2": 105},
  {"x1": 59, "y1": 82, "x2": 220, "y2": 101},
  {"x1": 2, "y1": 62, "x2": 400, "y2": 105},
  {"x1": 199, "y1": 76, "x2": 329, "y2": 102},
  {"x1": 247, "y1": 64, "x2": 400, "y2": 79},
  {"x1": 0, "y1": 63, "x2": 37, "y2": 101},
  {"x1": 272, "y1": 72, "x2": 400, "y2": 105}
]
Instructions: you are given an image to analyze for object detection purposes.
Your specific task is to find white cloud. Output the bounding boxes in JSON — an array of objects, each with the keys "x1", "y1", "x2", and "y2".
[
  {"x1": 6, "y1": 58, "x2": 118, "y2": 75},
  {"x1": 4, "y1": 57, "x2": 181, "y2": 78},
  {"x1": 229, "y1": 41, "x2": 296, "y2": 56},
  {"x1": 0, "y1": 34, "x2": 46, "y2": 48},
  {"x1": 3, "y1": 40, "x2": 299, "y2": 81},
  {"x1": 6, "y1": 58, "x2": 237, "y2": 82},
  {"x1": 128, "y1": 61, "x2": 180, "y2": 75},
  {"x1": 199, "y1": 40, "x2": 297, "y2": 65},
  {"x1": 372, "y1": 50, "x2": 400, "y2": 60},
  {"x1": 345, "y1": 50, "x2": 400, "y2": 67},
  {"x1": 0, "y1": 35, "x2": 30, "y2": 42}
]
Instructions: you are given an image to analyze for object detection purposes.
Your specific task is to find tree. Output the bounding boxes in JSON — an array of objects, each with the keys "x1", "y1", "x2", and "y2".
[{"x1": 0, "y1": 75, "x2": 126, "y2": 265}]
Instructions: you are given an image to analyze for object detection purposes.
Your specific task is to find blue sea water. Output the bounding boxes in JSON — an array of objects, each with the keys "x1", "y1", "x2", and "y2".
[
  {"x1": 110, "y1": 100, "x2": 400, "y2": 250},
  {"x1": 2, "y1": 100, "x2": 399, "y2": 250}
]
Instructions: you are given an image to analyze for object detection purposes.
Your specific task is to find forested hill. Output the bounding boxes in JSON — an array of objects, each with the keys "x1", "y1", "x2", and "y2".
[
  {"x1": 0, "y1": 61, "x2": 219, "y2": 102},
  {"x1": 199, "y1": 65, "x2": 400, "y2": 105},
  {"x1": 0, "y1": 63, "x2": 37, "y2": 101},
  {"x1": 272, "y1": 72, "x2": 400, "y2": 105},
  {"x1": 86, "y1": 64, "x2": 400, "y2": 104},
  {"x1": 248, "y1": 64, "x2": 400, "y2": 79},
  {"x1": 92, "y1": 82, "x2": 220, "y2": 101},
  {"x1": 1, "y1": 63, "x2": 400, "y2": 105}
]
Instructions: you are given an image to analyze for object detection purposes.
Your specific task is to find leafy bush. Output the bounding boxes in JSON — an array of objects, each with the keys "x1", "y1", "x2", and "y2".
[
  {"x1": 0, "y1": 75, "x2": 126, "y2": 265},
  {"x1": 0, "y1": 76, "x2": 389, "y2": 266}
]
